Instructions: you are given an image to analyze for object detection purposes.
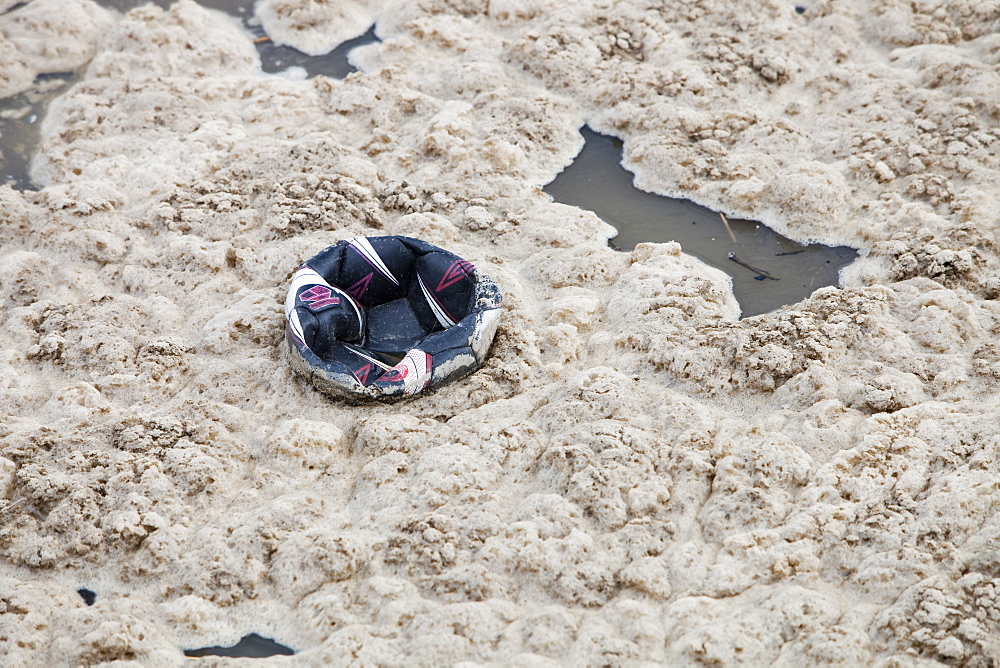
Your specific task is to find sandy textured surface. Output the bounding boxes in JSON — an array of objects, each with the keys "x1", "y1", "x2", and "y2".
[
  {"x1": 0, "y1": 0, "x2": 114, "y2": 99},
  {"x1": 2, "y1": 0, "x2": 1000, "y2": 664}
]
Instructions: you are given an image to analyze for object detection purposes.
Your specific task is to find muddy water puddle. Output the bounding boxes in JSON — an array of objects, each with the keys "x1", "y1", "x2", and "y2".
[
  {"x1": 545, "y1": 126, "x2": 858, "y2": 317},
  {"x1": 185, "y1": 633, "x2": 295, "y2": 658},
  {"x1": 251, "y1": 23, "x2": 378, "y2": 78},
  {"x1": 0, "y1": 72, "x2": 76, "y2": 189}
]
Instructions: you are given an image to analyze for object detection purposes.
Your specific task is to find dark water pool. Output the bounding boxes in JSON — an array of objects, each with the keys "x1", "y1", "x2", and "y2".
[
  {"x1": 77, "y1": 587, "x2": 97, "y2": 605},
  {"x1": 0, "y1": 72, "x2": 76, "y2": 189},
  {"x1": 184, "y1": 633, "x2": 295, "y2": 658},
  {"x1": 544, "y1": 126, "x2": 857, "y2": 317}
]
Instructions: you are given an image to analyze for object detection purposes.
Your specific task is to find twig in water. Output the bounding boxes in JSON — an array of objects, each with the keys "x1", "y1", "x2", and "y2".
[
  {"x1": 808, "y1": 266, "x2": 825, "y2": 289},
  {"x1": 254, "y1": 35, "x2": 271, "y2": 43},
  {"x1": 719, "y1": 212, "x2": 736, "y2": 243},
  {"x1": 775, "y1": 249, "x2": 806, "y2": 256},
  {"x1": 728, "y1": 252, "x2": 780, "y2": 280}
]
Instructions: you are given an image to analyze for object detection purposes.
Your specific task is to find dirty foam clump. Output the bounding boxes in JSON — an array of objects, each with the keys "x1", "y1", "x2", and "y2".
[
  {"x1": 3, "y1": 0, "x2": 1000, "y2": 665},
  {"x1": 256, "y1": 0, "x2": 379, "y2": 56},
  {"x1": 0, "y1": 0, "x2": 113, "y2": 98}
]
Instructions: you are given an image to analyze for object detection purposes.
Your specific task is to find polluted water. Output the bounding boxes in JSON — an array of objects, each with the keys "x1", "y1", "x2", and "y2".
[
  {"x1": 0, "y1": 72, "x2": 76, "y2": 190},
  {"x1": 544, "y1": 126, "x2": 858, "y2": 317},
  {"x1": 185, "y1": 633, "x2": 296, "y2": 658}
]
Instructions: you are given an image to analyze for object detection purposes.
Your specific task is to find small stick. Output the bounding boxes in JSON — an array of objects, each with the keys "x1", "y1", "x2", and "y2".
[
  {"x1": 0, "y1": 498, "x2": 24, "y2": 515},
  {"x1": 728, "y1": 252, "x2": 780, "y2": 280},
  {"x1": 719, "y1": 212, "x2": 736, "y2": 243},
  {"x1": 254, "y1": 35, "x2": 271, "y2": 43},
  {"x1": 808, "y1": 266, "x2": 825, "y2": 289},
  {"x1": 775, "y1": 249, "x2": 806, "y2": 256}
]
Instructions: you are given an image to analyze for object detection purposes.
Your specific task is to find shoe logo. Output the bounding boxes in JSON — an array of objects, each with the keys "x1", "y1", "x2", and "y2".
[
  {"x1": 299, "y1": 285, "x2": 340, "y2": 310},
  {"x1": 354, "y1": 364, "x2": 372, "y2": 384},
  {"x1": 347, "y1": 272, "x2": 373, "y2": 300},
  {"x1": 436, "y1": 260, "x2": 475, "y2": 292}
]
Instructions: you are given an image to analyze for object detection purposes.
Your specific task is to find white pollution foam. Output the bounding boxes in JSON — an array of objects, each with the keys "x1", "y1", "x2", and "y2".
[
  {"x1": 0, "y1": 0, "x2": 114, "y2": 98},
  {"x1": 2, "y1": 0, "x2": 1000, "y2": 664}
]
